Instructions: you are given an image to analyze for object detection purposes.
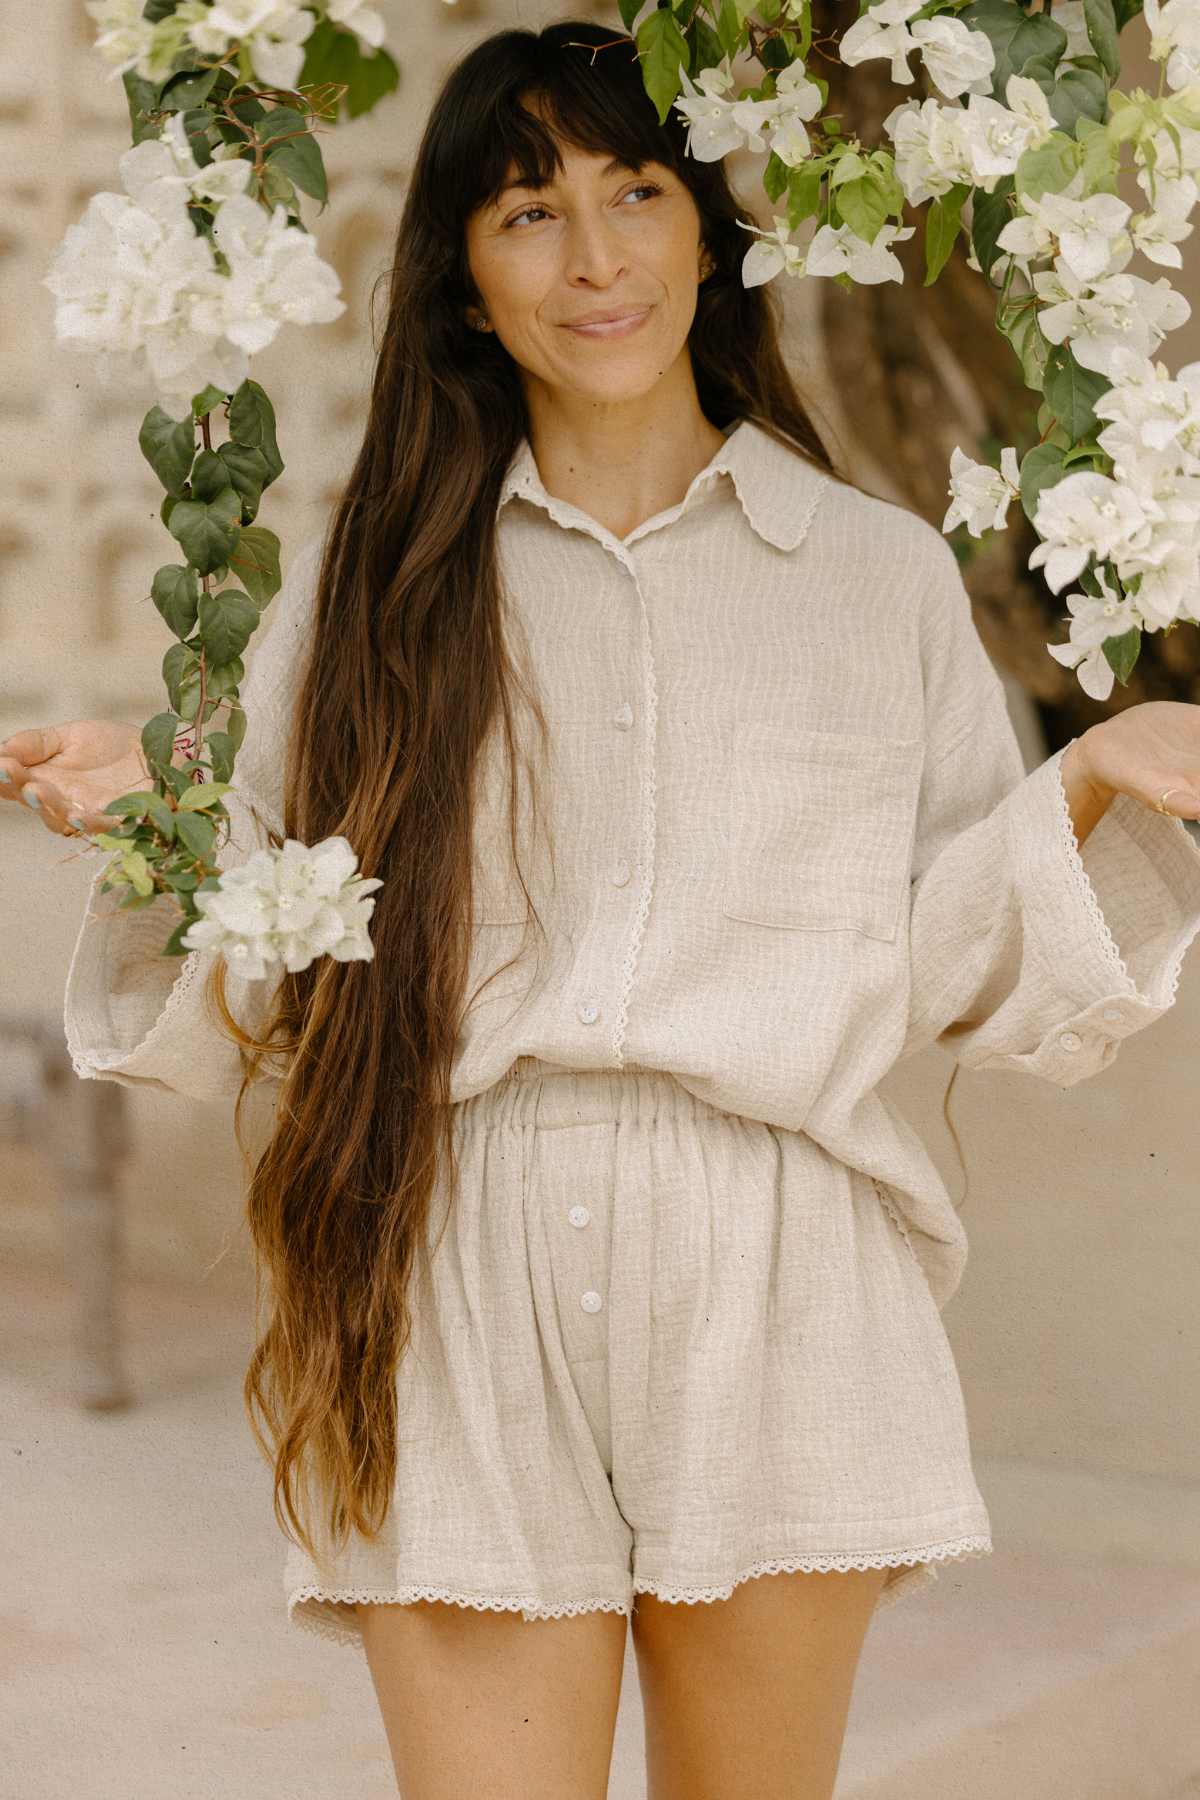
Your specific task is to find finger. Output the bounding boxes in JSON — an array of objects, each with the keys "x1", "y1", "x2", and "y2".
[
  {"x1": 0, "y1": 725, "x2": 65, "y2": 771},
  {"x1": 18, "y1": 781, "x2": 78, "y2": 838}
]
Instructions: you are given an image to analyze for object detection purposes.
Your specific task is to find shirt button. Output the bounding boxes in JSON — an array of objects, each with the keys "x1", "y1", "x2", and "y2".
[
  {"x1": 580, "y1": 1290, "x2": 603, "y2": 1313},
  {"x1": 1058, "y1": 1030, "x2": 1083, "y2": 1052},
  {"x1": 577, "y1": 998, "x2": 600, "y2": 1024},
  {"x1": 1101, "y1": 1006, "x2": 1123, "y2": 1022},
  {"x1": 612, "y1": 701, "x2": 634, "y2": 730},
  {"x1": 568, "y1": 1205, "x2": 591, "y2": 1228},
  {"x1": 611, "y1": 858, "x2": 631, "y2": 886}
]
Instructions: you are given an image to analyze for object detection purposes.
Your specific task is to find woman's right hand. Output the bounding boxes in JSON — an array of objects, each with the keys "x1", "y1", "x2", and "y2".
[{"x1": 0, "y1": 722, "x2": 154, "y2": 838}]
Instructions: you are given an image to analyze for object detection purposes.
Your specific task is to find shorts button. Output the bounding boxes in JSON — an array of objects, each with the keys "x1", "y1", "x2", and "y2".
[
  {"x1": 1101, "y1": 1006, "x2": 1123, "y2": 1022},
  {"x1": 612, "y1": 701, "x2": 633, "y2": 730},
  {"x1": 1058, "y1": 1030, "x2": 1082, "y2": 1051},
  {"x1": 611, "y1": 858, "x2": 631, "y2": 886},
  {"x1": 568, "y1": 1205, "x2": 591, "y2": 1228},
  {"x1": 580, "y1": 1290, "x2": 603, "y2": 1313},
  {"x1": 577, "y1": 999, "x2": 600, "y2": 1024}
]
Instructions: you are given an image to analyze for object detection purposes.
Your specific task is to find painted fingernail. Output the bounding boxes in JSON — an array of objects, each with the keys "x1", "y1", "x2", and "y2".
[
  {"x1": 68, "y1": 816, "x2": 85, "y2": 831},
  {"x1": 0, "y1": 769, "x2": 11, "y2": 783},
  {"x1": 24, "y1": 789, "x2": 41, "y2": 810}
]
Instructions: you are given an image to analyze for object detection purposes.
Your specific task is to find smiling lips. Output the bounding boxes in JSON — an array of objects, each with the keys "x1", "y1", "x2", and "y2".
[{"x1": 561, "y1": 305, "x2": 652, "y2": 338}]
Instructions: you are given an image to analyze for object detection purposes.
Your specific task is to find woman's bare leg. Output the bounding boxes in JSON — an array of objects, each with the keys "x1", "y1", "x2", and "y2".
[
  {"x1": 630, "y1": 1565, "x2": 890, "y2": 1800},
  {"x1": 355, "y1": 1597, "x2": 629, "y2": 1799}
]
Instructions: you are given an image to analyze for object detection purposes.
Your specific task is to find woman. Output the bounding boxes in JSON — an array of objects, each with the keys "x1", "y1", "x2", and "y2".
[{"x1": 6, "y1": 18, "x2": 1200, "y2": 1800}]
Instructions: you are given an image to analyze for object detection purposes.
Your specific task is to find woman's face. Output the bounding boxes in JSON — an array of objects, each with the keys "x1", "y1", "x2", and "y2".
[{"x1": 463, "y1": 128, "x2": 709, "y2": 410}]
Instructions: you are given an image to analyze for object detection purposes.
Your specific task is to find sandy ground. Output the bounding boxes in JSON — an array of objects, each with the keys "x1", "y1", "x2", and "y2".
[{"x1": 4, "y1": 1257, "x2": 1200, "y2": 1800}]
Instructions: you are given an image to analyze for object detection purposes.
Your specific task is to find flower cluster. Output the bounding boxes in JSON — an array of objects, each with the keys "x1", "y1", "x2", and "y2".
[
  {"x1": 656, "y1": 0, "x2": 1200, "y2": 700},
  {"x1": 41, "y1": 111, "x2": 344, "y2": 416},
  {"x1": 85, "y1": 0, "x2": 384, "y2": 91},
  {"x1": 181, "y1": 836, "x2": 383, "y2": 979}
]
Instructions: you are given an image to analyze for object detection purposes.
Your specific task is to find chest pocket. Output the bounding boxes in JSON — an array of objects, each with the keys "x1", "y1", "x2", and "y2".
[{"x1": 721, "y1": 719, "x2": 924, "y2": 942}]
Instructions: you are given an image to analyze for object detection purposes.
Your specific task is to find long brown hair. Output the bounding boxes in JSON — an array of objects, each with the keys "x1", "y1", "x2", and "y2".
[{"x1": 212, "y1": 18, "x2": 854, "y2": 1564}]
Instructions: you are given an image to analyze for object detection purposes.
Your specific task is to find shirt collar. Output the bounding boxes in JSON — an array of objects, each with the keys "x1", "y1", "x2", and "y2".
[{"x1": 495, "y1": 416, "x2": 826, "y2": 552}]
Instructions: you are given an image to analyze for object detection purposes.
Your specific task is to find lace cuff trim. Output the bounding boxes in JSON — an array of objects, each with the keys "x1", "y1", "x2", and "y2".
[{"x1": 1050, "y1": 745, "x2": 1131, "y2": 986}]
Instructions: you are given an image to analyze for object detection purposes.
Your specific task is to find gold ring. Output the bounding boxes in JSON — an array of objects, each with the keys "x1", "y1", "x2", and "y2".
[{"x1": 1156, "y1": 787, "x2": 1185, "y2": 814}]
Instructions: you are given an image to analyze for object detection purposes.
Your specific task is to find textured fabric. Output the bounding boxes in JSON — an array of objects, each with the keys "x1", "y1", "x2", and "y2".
[
  {"x1": 286, "y1": 1058, "x2": 993, "y2": 1647},
  {"x1": 64, "y1": 414, "x2": 1200, "y2": 1311}
]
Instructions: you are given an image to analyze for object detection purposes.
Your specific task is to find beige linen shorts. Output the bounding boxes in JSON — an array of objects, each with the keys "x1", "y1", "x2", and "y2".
[{"x1": 286, "y1": 1057, "x2": 992, "y2": 1647}]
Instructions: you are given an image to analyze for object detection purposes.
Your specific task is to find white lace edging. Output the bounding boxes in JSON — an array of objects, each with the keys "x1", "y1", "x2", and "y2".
[
  {"x1": 870, "y1": 1176, "x2": 924, "y2": 1272},
  {"x1": 286, "y1": 1534, "x2": 992, "y2": 1647},
  {"x1": 1051, "y1": 745, "x2": 1132, "y2": 987},
  {"x1": 611, "y1": 570, "x2": 660, "y2": 1069}
]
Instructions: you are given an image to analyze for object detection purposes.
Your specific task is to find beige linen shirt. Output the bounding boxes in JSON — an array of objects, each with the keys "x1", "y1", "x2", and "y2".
[{"x1": 63, "y1": 417, "x2": 1200, "y2": 1308}]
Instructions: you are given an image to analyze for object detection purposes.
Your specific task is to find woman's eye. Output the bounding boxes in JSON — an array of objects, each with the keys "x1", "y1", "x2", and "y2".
[{"x1": 505, "y1": 183, "x2": 662, "y2": 229}]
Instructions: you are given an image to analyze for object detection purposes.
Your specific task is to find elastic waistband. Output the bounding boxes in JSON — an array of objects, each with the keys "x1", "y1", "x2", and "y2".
[{"x1": 453, "y1": 1055, "x2": 738, "y2": 1131}]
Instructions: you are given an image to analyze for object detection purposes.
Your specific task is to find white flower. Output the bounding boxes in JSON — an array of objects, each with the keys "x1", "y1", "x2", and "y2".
[
  {"x1": 1002, "y1": 75, "x2": 1058, "y2": 152},
  {"x1": 84, "y1": 0, "x2": 155, "y2": 79},
  {"x1": 1028, "y1": 469, "x2": 1155, "y2": 591},
  {"x1": 673, "y1": 61, "x2": 777, "y2": 162},
  {"x1": 737, "y1": 214, "x2": 808, "y2": 287},
  {"x1": 211, "y1": 193, "x2": 345, "y2": 354},
  {"x1": 1033, "y1": 262, "x2": 1192, "y2": 377},
  {"x1": 1002, "y1": 178, "x2": 1133, "y2": 285},
  {"x1": 181, "y1": 0, "x2": 318, "y2": 92},
  {"x1": 767, "y1": 59, "x2": 825, "y2": 167},
  {"x1": 959, "y1": 92, "x2": 1046, "y2": 187},
  {"x1": 909, "y1": 17, "x2": 995, "y2": 100},
  {"x1": 1128, "y1": 175, "x2": 1196, "y2": 267},
  {"x1": 943, "y1": 444, "x2": 1021, "y2": 535},
  {"x1": 1049, "y1": 0, "x2": 1097, "y2": 65},
  {"x1": 181, "y1": 835, "x2": 384, "y2": 979},
  {"x1": 884, "y1": 97, "x2": 975, "y2": 204},
  {"x1": 838, "y1": 0, "x2": 925, "y2": 84},
  {"x1": 325, "y1": 0, "x2": 386, "y2": 54},
  {"x1": 1044, "y1": 569, "x2": 1144, "y2": 700},
  {"x1": 1144, "y1": 0, "x2": 1200, "y2": 91},
  {"x1": 804, "y1": 219, "x2": 915, "y2": 284}
]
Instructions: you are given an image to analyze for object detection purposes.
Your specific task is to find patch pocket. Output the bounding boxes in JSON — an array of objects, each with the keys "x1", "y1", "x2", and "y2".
[{"x1": 721, "y1": 720, "x2": 924, "y2": 942}]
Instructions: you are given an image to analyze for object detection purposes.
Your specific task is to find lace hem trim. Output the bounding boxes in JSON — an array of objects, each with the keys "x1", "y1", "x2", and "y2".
[{"x1": 286, "y1": 1533, "x2": 993, "y2": 1646}]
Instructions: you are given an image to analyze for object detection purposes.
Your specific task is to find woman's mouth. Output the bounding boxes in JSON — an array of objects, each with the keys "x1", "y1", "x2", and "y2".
[{"x1": 562, "y1": 306, "x2": 652, "y2": 339}]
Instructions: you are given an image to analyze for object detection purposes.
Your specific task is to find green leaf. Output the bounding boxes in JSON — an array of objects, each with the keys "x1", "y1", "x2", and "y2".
[
  {"x1": 174, "y1": 810, "x2": 216, "y2": 859},
  {"x1": 266, "y1": 132, "x2": 328, "y2": 208},
  {"x1": 1003, "y1": 303, "x2": 1052, "y2": 390},
  {"x1": 205, "y1": 729, "x2": 237, "y2": 783},
  {"x1": 1018, "y1": 442, "x2": 1069, "y2": 525},
  {"x1": 1082, "y1": 0, "x2": 1120, "y2": 80},
  {"x1": 218, "y1": 441, "x2": 271, "y2": 522},
  {"x1": 1051, "y1": 65, "x2": 1110, "y2": 134},
  {"x1": 191, "y1": 383, "x2": 227, "y2": 420},
  {"x1": 229, "y1": 524, "x2": 283, "y2": 605},
  {"x1": 716, "y1": 0, "x2": 743, "y2": 57},
  {"x1": 204, "y1": 657, "x2": 245, "y2": 702},
  {"x1": 924, "y1": 183, "x2": 969, "y2": 284},
  {"x1": 145, "y1": 793, "x2": 177, "y2": 840},
  {"x1": 618, "y1": 0, "x2": 641, "y2": 28},
  {"x1": 1043, "y1": 344, "x2": 1111, "y2": 439},
  {"x1": 161, "y1": 918, "x2": 196, "y2": 958},
  {"x1": 104, "y1": 792, "x2": 154, "y2": 819},
  {"x1": 687, "y1": 16, "x2": 726, "y2": 74},
  {"x1": 636, "y1": 7, "x2": 690, "y2": 125},
  {"x1": 786, "y1": 157, "x2": 825, "y2": 229},
  {"x1": 163, "y1": 642, "x2": 201, "y2": 716},
  {"x1": 141, "y1": 712, "x2": 181, "y2": 782},
  {"x1": 1015, "y1": 130, "x2": 1084, "y2": 202},
  {"x1": 167, "y1": 488, "x2": 242, "y2": 575},
  {"x1": 224, "y1": 702, "x2": 248, "y2": 753},
  {"x1": 139, "y1": 405, "x2": 196, "y2": 497},
  {"x1": 151, "y1": 564, "x2": 199, "y2": 642},
  {"x1": 188, "y1": 449, "x2": 235, "y2": 505},
  {"x1": 158, "y1": 64, "x2": 221, "y2": 112},
  {"x1": 177, "y1": 780, "x2": 232, "y2": 813},
  {"x1": 1102, "y1": 625, "x2": 1141, "y2": 683},
  {"x1": 197, "y1": 587, "x2": 259, "y2": 665},
  {"x1": 959, "y1": 0, "x2": 1069, "y2": 96},
  {"x1": 227, "y1": 379, "x2": 283, "y2": 486},
  {"x1": 763, "y1": 152, "x2": 789, "y2": 205},
  {"x1": 296, "y1": 14, "x2": 400, "y2": 124},
  {"x1": 970, "y1": 176, "x2": 1013, "y2": 284}
]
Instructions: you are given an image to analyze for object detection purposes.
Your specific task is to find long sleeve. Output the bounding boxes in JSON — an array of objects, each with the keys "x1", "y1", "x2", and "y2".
[
  {"x1": 902, "y1": 529, "x2": 1200, "y2": 1085},
  {"x1": 62, "y1": 531, "x2": 323, "y2": 1102}
]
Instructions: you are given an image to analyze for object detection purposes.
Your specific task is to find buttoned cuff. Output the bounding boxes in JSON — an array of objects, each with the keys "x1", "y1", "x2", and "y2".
[{"x1": 988, "y1": 743, "x2": 1200, "y2": 1085}]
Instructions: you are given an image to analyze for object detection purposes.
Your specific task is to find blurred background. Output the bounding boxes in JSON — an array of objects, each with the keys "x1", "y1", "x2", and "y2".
[{"x1": 2, "y1": 2, "x2": 1199, "y2": 1796}]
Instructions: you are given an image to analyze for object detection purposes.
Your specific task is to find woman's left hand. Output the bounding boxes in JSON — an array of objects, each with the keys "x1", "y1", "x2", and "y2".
[{"x1": 1075, "y1": 700, "x2": 1200, "y2": 820}]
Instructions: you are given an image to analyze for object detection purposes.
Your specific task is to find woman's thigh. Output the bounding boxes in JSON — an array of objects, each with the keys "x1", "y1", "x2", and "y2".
[
  {"x1": 630, "y1": 1565, "x2": 889, "y2": 1800},
  {"x1": 356, "y1": 1597, "x2": 630, "y2": 1799}
]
